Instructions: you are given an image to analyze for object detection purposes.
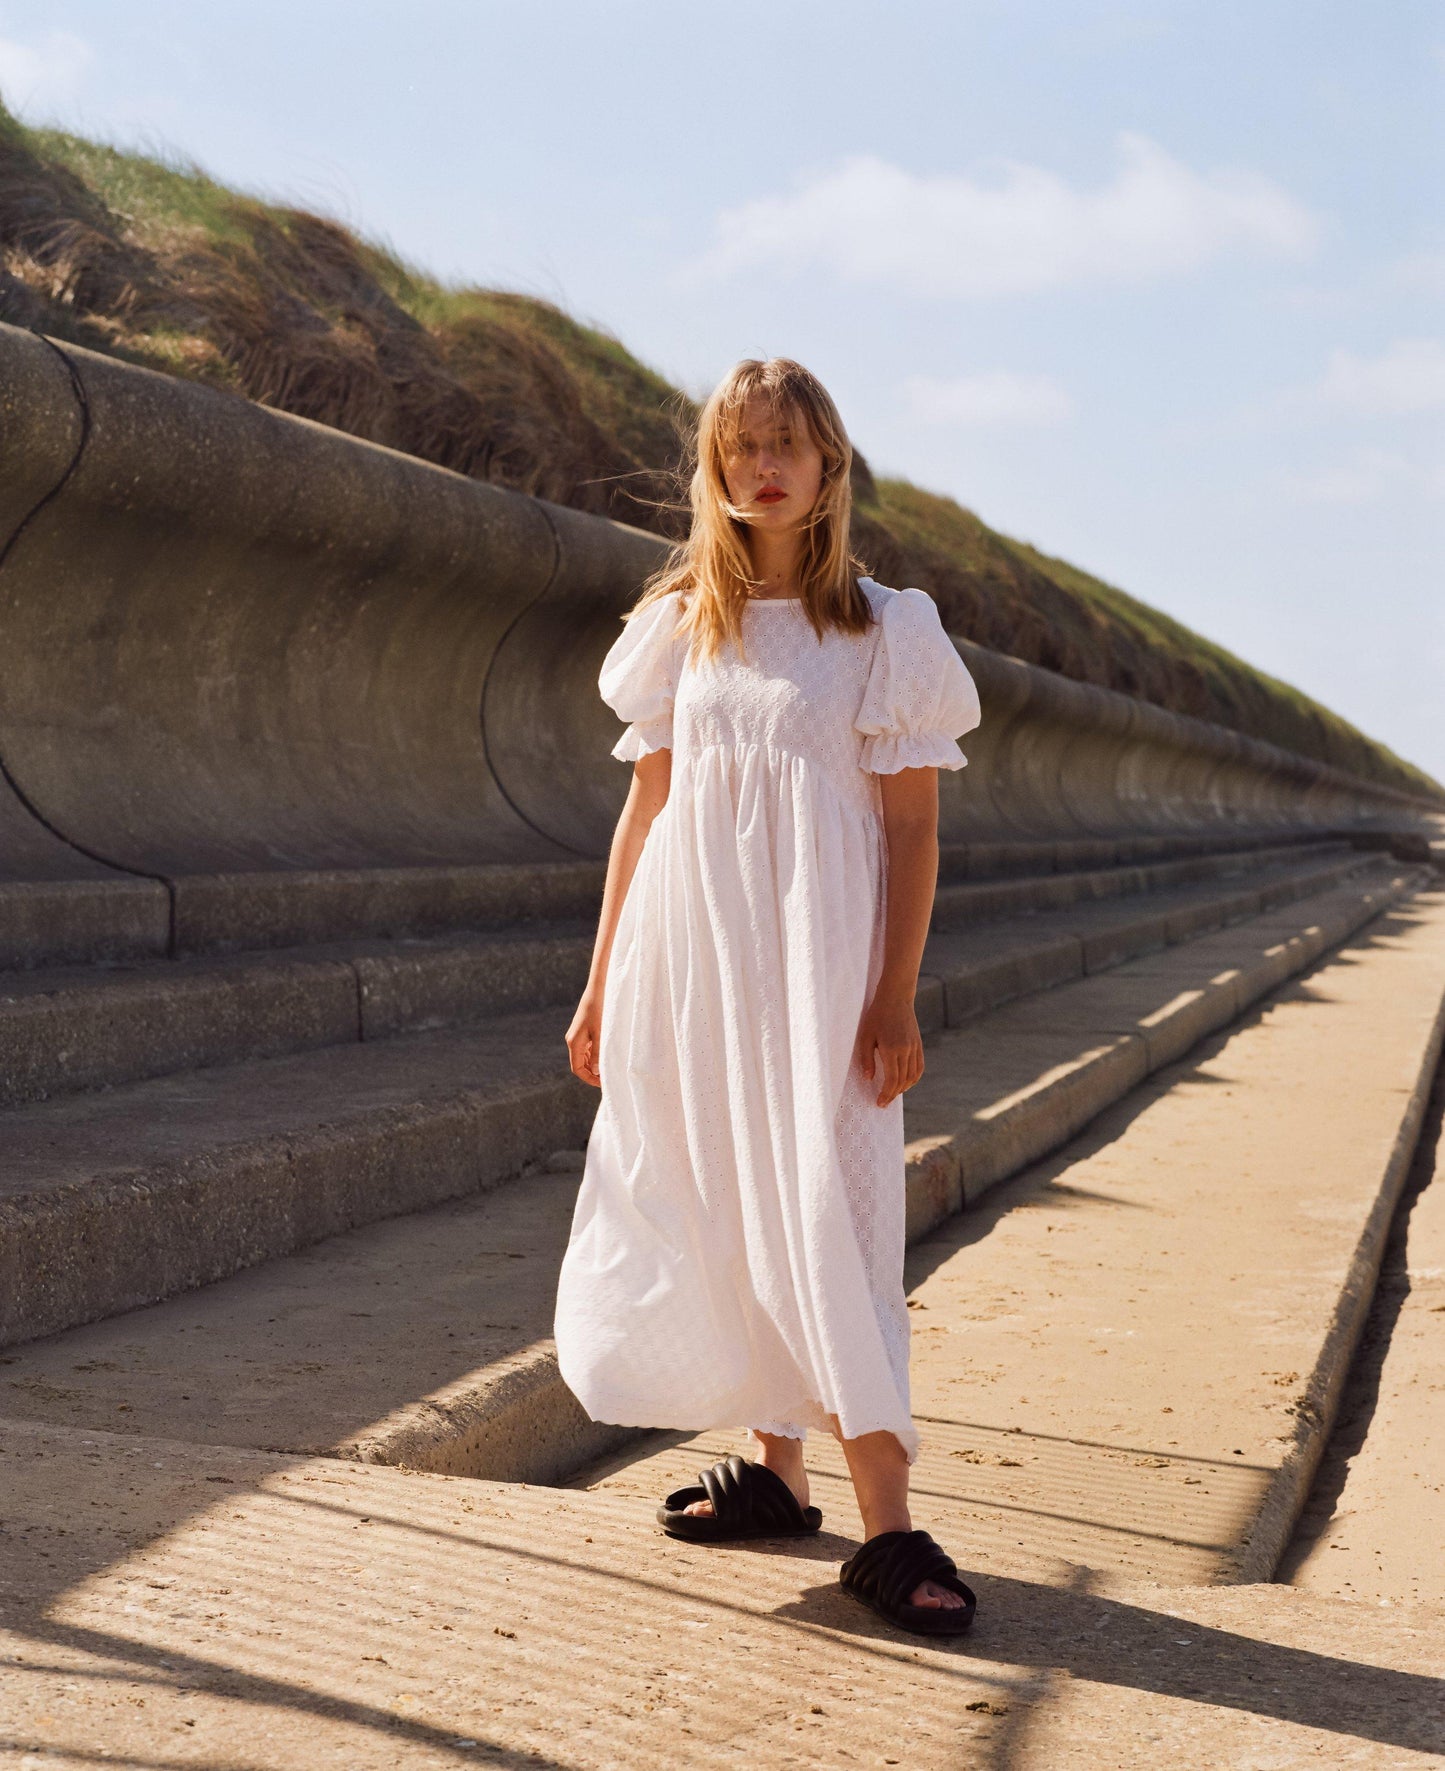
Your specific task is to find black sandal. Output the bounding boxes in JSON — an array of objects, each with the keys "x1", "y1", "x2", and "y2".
[
  {"x1": 839, "y1": 1529, "x2": 977, "y2": 1636},
  {"x1": 657, "y1": 1453, "x2": 823, "y2": 1542}
]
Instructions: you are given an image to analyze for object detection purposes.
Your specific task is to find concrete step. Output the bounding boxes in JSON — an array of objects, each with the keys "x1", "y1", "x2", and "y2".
[
  {"x1": 0, "y1": 829, "x2": 1342, "y2": 971},
  {"x1": 919, "y1": 844, "x2": 1369, "y2": 1027},
  {"x1": 905, "y1": 862, "x2": 1422, "y2": 1235},
  {"x1": 0, "y1": 866, "x2": 1424, "y2": 1486},
  {"x1": 930, "y1": 837, "x2": 1348, "y2": 927},
  {"x1": 0, "y1": 845, "x2": 1369, "y2": 1110},
  {"x1": 0, "y1": 1007, "x2": 596, "y2": 1348},
  {"x1": 2, "y1": 1417, "x2": 1441, "y2": 1769},
  {"x1": 0, "y1": 859, "x2": 608, "y2": 971},
  {"x1": 0, "y1": 921, "x2": 595, "y2": 1108},
  {"x1": 581, "y1": 884, "x2": 1445, "y2": 1600}
]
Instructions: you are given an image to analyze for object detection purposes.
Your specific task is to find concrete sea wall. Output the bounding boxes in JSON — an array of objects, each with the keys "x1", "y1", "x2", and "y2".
[{"x1": 0, "y1": 320, "x2": 1432, "y2": 887}]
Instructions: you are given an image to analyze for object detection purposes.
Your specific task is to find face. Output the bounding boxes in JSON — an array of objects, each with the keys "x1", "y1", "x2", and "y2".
[{"x1": 719, "y1": 394, "x2": 826, "y2": 532}]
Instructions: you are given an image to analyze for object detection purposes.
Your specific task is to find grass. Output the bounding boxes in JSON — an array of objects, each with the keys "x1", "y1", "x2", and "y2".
[{"x1": 1, "y1": 94, "x2": 1436, "y2": 801}]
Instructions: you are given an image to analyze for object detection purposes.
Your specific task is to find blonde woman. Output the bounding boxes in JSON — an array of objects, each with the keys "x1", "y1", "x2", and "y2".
[{"x1": 556, "y1": 357, "x2": 982, "y2": 1635}]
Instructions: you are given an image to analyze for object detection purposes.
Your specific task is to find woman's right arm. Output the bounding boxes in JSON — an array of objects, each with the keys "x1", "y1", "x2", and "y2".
[{"x1": 564, "y1": 746, "x2": 672, "y2": 1088}]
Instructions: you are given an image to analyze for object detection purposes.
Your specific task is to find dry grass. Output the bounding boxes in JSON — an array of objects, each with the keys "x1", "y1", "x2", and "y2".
[{"x1": 1, "y1": 98, "x2": 1436, "y2": 800}]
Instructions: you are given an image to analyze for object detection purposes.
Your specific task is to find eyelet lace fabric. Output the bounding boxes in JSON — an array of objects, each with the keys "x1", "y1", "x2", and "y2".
[{"x1": 554, "y1": 576, "x2": 982, "y2": 1461}]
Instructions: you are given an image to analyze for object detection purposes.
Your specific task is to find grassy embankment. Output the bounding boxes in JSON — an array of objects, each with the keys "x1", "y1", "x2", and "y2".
[{"x1": 1, "y1": 96, "x2": 1435, "y2": 801}]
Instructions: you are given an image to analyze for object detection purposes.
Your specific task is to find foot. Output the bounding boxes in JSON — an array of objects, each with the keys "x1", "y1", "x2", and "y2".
[
  {"x1": 907, "y1": 1577, "x2": 968, "y2": 1610},
  {"x1": 683, "y1": 1441, "x2": 810, "y2": 1517}
]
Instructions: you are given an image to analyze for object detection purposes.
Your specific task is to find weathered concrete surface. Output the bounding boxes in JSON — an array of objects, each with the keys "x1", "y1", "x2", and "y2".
[
  {"x1": 1283, "y1": 1057, "x2": 1445, "y2": 1607},
  {"x1": 0, "y1": 1419, "x2": 1440, "y2": 1769},
  {"x1": 0, "y1": 320, "x2": 1432, "y2": 898},
  {"x1": 0, "y1": 877, "x2": 171, "y2": 971},
  {"x1": 582, "y1": 891, "x2": 1445, "y2": 1594}
]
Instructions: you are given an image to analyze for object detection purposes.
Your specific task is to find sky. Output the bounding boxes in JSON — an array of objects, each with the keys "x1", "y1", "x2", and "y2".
[{"x1": 2, "y1": 1, "x2": 1442, "y2": 779}]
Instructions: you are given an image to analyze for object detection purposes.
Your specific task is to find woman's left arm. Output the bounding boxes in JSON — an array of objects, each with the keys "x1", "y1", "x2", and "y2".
[{"x1": 855, "y1": 766, "x2": 940, "y2": 1108}]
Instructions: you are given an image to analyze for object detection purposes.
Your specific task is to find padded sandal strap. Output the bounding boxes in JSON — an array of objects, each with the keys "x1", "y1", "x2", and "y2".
[
  {"x1": 695, "y1": 1455, "x2": 808, "y2": 1532},
  {"x1": 841, "y1": 1529, "x2": 960, "y2": 1612}
]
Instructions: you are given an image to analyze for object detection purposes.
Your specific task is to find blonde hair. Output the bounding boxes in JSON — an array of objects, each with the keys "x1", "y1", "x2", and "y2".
[{"x1": 627, "y1": 357, "x2": 873, "y2": 665}]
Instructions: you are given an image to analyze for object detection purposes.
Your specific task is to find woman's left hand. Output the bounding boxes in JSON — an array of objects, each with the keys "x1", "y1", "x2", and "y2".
[{"x1": 854, "y1": 987, "x2": 925, "y2": 1107}]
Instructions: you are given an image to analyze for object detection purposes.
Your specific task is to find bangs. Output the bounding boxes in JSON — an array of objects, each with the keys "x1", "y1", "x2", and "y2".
[{"x1": 713, "y1": 382, "x2": 811, "y2": 456}]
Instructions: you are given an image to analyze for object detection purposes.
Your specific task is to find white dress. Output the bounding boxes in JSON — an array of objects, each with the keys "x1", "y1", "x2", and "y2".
[{"x1": 553, "y1": 574, "x2": 982, "y2": 1462}]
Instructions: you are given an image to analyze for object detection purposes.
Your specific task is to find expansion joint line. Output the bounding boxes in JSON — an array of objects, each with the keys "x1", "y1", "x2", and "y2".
[
  {"x1": 477, "y1": 502, "x2": 594, "y2": 859},
  {"x1": 0, "y1": 333, "x2": 179, "y2": 939}
]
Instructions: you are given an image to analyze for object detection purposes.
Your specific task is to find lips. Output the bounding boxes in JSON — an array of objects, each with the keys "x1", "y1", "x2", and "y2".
[{"x1": 756, "y1": 488, "x2": 786, "y2": 504}]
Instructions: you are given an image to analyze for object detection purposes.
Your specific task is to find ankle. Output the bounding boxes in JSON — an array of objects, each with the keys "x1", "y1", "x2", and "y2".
[
  {"x1": 860, "y1": 1507, "x2": 913, "y2": 1540},
  {"x1": 750, "y1": 1435, "x2": 807, "y2": 1490}
]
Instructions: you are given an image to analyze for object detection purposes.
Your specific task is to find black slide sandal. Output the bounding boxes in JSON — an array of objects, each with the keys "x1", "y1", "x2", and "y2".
[
  {"x1": 657, "y1": 1453, "x2": 823, "y2": 1542},
  {"x1": 839, "y1": 1529, "x2": 977, "y2": 1636}
]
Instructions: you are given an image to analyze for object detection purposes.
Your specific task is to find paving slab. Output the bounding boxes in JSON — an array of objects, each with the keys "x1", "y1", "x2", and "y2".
[
  {"x1": 580, "y1": 891, "x2": 1445, "y2": 1599},
  {"x1": 0, "y1": 1419, "x2": 1440, "y2": 1769}
]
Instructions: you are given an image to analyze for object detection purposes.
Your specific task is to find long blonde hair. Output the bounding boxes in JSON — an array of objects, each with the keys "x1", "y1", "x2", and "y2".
[{"x1": 627, "y1": 357, "x2": 873, "y2": 665}]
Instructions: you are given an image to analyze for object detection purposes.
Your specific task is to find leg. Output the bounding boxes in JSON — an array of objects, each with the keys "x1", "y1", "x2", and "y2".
[
  {"x1": 832, "y1": 1422, "x2": 967, "y2": 1611},
  {"x1": 682, "y1": 1429, "x2": 810, "y2": 1516}
]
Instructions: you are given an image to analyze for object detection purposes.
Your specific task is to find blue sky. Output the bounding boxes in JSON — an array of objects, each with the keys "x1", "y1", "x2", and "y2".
[{"x1": 3, "y1": 1, "x2": 1442, "y2": 778}]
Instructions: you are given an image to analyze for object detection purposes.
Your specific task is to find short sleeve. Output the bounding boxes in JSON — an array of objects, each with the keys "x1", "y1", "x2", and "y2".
[
  {"x1": 854, "y1": 586, "x2": 982, "y2": 773},
  {"x1": 599, "y1": 592, "x2": 685, "y2": 761}
]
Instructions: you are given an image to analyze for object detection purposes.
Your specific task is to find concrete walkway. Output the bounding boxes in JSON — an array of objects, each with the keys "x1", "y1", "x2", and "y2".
[
  {"x1": 2, "y1": 1419, "x2": 1442, "y2": 1769},
  {"x1": 1284, "y1": 1052, "x2": 1445, "y2": 1607}
]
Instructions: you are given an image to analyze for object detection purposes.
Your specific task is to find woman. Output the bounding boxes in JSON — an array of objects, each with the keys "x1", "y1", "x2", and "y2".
[{"x1": 555, "y1": 356, "x2": 982, "y2": 1636}]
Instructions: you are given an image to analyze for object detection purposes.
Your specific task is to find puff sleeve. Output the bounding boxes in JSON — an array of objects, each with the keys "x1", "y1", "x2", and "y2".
[
  {"x1": 854, "y1": 586, "x2": 982, "y2": 773},
  {"x1": 599, "y1": 592, "x2": 685, "y2": 761}
]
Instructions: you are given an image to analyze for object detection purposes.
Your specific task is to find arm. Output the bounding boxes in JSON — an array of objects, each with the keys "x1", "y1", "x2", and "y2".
[
  {"x1": 564, "y1": 746, "x2": 672, "y2": 1088},
  {"x1": 854, "y1": 765, "x2": 939, "y2": 1108}
]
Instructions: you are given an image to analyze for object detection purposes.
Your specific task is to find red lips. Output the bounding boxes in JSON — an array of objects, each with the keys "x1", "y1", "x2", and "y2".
[{"x1": 756, "y1": 488, "x2": 786, "y2": 503}]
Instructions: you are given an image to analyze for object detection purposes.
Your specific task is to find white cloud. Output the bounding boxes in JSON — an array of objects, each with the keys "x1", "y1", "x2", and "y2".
[
  {"x1": 1281, "y1": 446, "x2": 1445, "y2": 505},
  {"x1": 678, "y1": 132, "x2": 1319, "y2": 298},
  {"x1": 903, "y1": 370, "x2": 1075, "y2": 429},
  {"x1": 0, "y1": 29, "x2": 93, "y2": 113},
  {"x1": 1313, "y1": 338, "x2": 1445, "y2": 416}
]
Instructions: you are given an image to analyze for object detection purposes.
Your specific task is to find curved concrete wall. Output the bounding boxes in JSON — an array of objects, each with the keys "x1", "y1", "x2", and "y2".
[{"x1": 0, "y1": 320, "x2": 1433, "y2": 884}]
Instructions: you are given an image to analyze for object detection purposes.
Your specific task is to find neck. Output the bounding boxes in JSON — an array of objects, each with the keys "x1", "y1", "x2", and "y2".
[{"x1": 746, "y1": 528, "x2": 805, "y2": 598}]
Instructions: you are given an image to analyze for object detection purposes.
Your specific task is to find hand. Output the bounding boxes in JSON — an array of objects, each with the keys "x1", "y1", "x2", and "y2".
[
  {"x1": 854, "y1": 986, "x2": 924, "y2": 1107},
  {"x1": 565, "y1": 989, "x2": 604, "y2": 1089}
]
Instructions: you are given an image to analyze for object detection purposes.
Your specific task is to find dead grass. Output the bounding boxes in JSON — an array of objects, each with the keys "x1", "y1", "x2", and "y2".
[{"x1": 1, "y1": 98, "x2": 1436, "y2": 800}]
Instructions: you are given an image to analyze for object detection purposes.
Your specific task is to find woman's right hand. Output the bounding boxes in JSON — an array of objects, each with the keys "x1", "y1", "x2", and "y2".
[{"x1": 565, "y1": 988, "x2": 605, "y2": 1089}]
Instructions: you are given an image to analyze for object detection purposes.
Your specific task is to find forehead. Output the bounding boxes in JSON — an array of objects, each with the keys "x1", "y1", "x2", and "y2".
[{"x1": 726, "y1": 392, "x2": 806, "y2": 439}]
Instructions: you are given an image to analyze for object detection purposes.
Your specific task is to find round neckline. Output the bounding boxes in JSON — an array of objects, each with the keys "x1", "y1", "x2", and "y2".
[{"x1": 744, "y1": 596, "x2": 801, "y2": 604}]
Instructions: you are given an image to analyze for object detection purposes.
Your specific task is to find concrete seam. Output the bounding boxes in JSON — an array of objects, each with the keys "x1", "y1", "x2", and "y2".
[
  {"x1": 0, "y1": 334, "x2": 180, "y2": 936},
  {"x1": 476, "y1": 501, "x2": 593, "y2": 860}
]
